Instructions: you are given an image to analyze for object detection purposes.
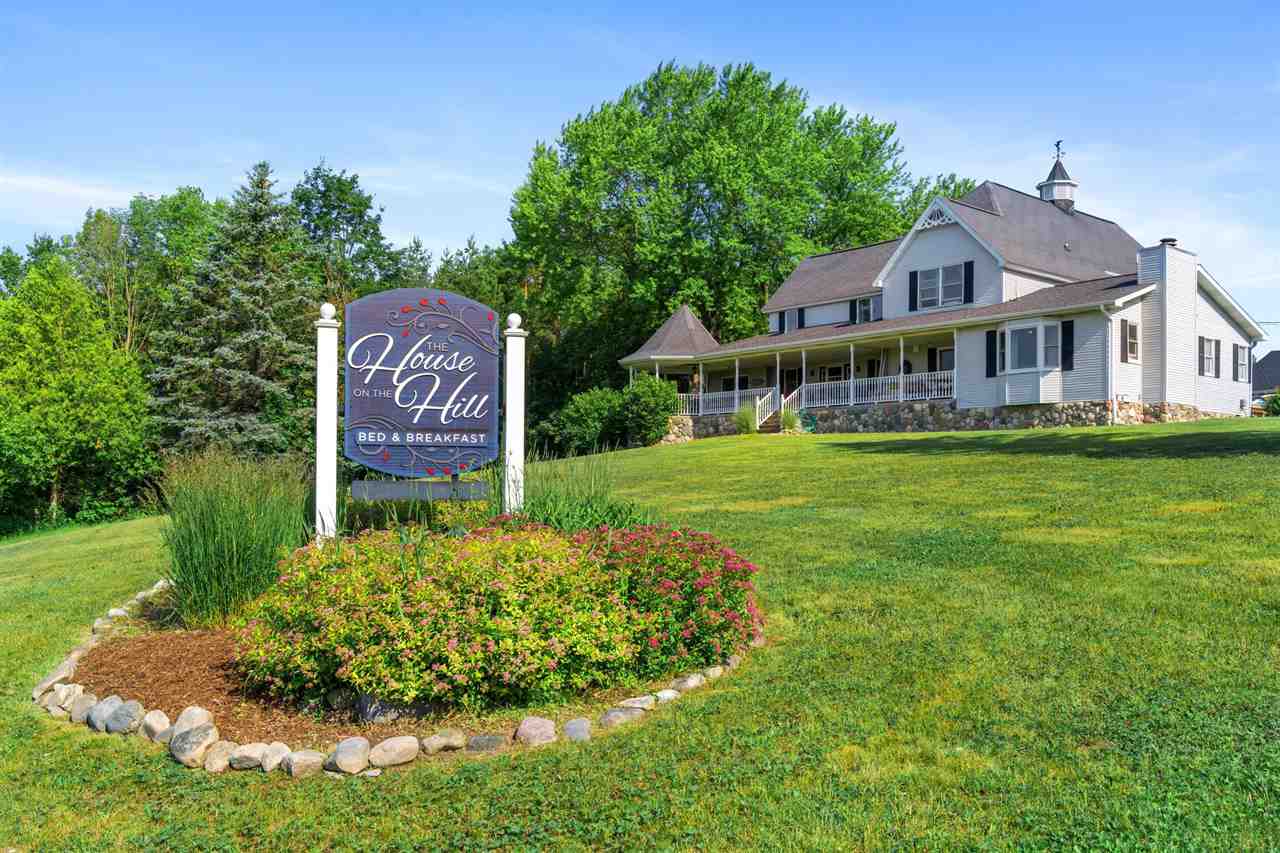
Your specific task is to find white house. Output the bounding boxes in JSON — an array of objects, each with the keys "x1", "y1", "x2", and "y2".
[{"x1": 620, "y1": 156, "x2": 1267, "y2": 434}]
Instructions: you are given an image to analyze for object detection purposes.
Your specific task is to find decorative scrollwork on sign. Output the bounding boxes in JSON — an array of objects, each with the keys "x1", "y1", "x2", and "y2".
[{"x1": 919, "y1": 205, "x2": 955, "y2": 230}]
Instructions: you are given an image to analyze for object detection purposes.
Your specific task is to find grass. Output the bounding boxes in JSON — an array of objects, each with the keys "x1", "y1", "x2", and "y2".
[{"x1": 2, "y1": 419, "x2": 1280, "y2": 849}]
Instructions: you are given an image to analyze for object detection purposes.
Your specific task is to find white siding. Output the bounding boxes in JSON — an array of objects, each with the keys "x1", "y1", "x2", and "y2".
[
  {"x1": 880, "y1": 224, "x2": 1000, "y2": 320},
  {"x1": 802, "y1": 301, "x2": 848, "y2": 327},
  {"x1": 1162, "y1": 245, "x2": 1199, "y2": 406},
  {"x1": 956, "y1": 326, "x2": 1002, "y2": 407},
  {"x1": 1061, "y1": 311, "x2": 1107, "y2": 402},
  {"x1": 1141, "y1": 283, "x2": 1164, "y2": 402},
  {"x1": 1006, "y1": 372, "x2": 1039, "y2": 404},
  {"x1": 1112, "y1": 302, "x2": 1143, "y2": 402},
  {"x1": 1194, "y1": 287, "x2": 1252, "y2": 415},
  {"x1": 1002, "y1": 269, "x2": 1057, "y2": 301}
]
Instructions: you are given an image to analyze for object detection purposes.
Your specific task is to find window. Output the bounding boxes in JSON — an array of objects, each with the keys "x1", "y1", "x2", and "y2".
[
  {"x1": 939, "y1": 347, "x2": 956, "y2": 372},
  {"x1": 1236, "y1": 345, "x2": 1249, "y2": 383},
  {"x1": 1199, "y1": 336, "x2": 1219, "y2": 377},
  {"x1": 1126, "y1": 322, "x2": 1140, "y2": 362},
  {"x1": 919, "y1": 268, "x2": 940, "y2": 309},
  {"x1": 1010, "y1": 327, "x2": 1038, "y2": 371},
  {"x1": 941, "y1": 264, "x2": 964, "y2": 306},
  {"x1": 1043, "y1": 324, "x2": 1060, "y2": 368},
  {"x1": 857, "y1": 298, "x2": 873, "y2": 324}
]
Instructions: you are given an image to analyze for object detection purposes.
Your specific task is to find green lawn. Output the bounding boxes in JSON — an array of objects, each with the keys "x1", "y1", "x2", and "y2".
[{"x1": 4, "y1": 420, "x2": 1280, "y2": 849}]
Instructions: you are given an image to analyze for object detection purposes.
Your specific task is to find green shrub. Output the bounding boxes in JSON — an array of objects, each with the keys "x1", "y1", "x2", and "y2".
[
  {"x1": 539, "y1": 387, "x2": 625, "y2": 455},
  {"x1": 733, "y1": 404, "x2": 758, "y2": 434},
  {"x1": 162, "y1": 448, "x2": 308, "y2": 624},
  {"x1": 1266, "y1": 391, "x2": 1280, "y2": 417},
  {"x1": 780, "y1": 408, "x2": 801, "y2": 432},
  {"x1": 236, "y1": 522, "x2": 762, "y2": 709},
  {"x1": 620, "y1": 374, "x2": 679, "y2": 446},
  {"x1": 0, "y1": 258, "x2": 158, "y2": 530}
]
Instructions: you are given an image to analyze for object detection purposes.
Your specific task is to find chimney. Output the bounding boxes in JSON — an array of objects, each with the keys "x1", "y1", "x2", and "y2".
[{"x1": 1037, "y1": 155, "x2": 1078, "y2": 213}]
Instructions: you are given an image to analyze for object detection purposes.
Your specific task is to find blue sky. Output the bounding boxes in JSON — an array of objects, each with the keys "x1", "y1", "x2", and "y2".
[{"x1": 4, "y1": 1, "x2": 1278, "y2": 351}]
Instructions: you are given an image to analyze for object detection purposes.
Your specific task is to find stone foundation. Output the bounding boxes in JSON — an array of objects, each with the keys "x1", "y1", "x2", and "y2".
[{"x1": 670, "y1": 400, "x2": 1222, "y2": 439}]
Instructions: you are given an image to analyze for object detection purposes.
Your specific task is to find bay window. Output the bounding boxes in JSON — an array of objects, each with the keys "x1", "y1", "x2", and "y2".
[
  {"x1": 1010, "y1": 327, "x2": 1038, "y2": 371},
  {"x1": 997, "y1": 320, "x2": 1063, "y2": 374},
  {"x1": 1043, "y1": 324, "x2": 1060, "y2": 367}
]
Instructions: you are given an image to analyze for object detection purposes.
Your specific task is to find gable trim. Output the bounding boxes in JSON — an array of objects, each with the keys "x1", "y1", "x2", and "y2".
[
  {"x1": 1196, "y1": 265, "x2": 1266, "y2": 341},
  {"x1": 874, "y1": 198, "x2": 1006, "y2": 288}
]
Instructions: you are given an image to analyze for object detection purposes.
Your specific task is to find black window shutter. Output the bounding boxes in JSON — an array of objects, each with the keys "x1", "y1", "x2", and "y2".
[
  {"x1": 849, "y1": 300, "x2": 856, "y2": 325},
  {"x1": 985, "y1": 330, "x2": 998, "y2": 377},
  {"x1": 1061, "y1": 320, "x2": 1075, "y2": 372},
  {"x1": 963, "y1": 261, "x2": 975, "y2": 304},
  {"x1": 908, "y1": 271, "x2": 919, "y2": 312},
  {"x1": 1119, "y1": 319, "x2": 1129, "y2": 363},
  {"x1": 1198, "y1": 337, "x2": 1204, "y2": 375},
  {"x1": 778, "y1": 312, "x2": 786, "y2": 334},
  {"x1": 1214, "y1": 340, "x2": 1221, "y2": 378},
  {"x1": 928, "y1": 347, "x2": 938, "y2": 373},
  {"x1": 1233, "y1": 345, "x2": 1240, "y2": 382},
  {"x1": 797, "y1": 308, "x2": 805, "y2": 329}
]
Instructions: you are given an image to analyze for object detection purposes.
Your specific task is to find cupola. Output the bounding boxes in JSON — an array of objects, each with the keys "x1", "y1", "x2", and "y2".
[{"x1": 1037, "y1": 147, "x2": 1078, "y2": 213}]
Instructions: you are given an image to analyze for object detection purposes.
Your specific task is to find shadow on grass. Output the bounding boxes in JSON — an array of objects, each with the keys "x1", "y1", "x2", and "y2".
[{"x1": 820, "y1": 421, "x2": 1280, "y2": 460}]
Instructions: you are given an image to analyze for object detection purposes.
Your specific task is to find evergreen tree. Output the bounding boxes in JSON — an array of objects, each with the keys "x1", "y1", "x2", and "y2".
[{"x1": 150, "y1": 162, "x2": 318, "y2": 454}]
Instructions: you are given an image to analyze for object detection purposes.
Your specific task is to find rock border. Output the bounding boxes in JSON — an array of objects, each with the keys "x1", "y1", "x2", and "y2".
[{"x1": 32, "y1": 580, "x2": 762, "y2": 779}]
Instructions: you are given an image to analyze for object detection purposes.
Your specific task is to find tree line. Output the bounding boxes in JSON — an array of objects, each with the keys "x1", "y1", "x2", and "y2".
[{"x1": 0, "y1": 62, "x2": 971, "y2": 530}]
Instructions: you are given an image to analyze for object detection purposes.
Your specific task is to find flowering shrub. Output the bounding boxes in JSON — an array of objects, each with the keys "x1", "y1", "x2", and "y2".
[{"x1": 236, "y1": 522, "x2": 763, "y2": 710}]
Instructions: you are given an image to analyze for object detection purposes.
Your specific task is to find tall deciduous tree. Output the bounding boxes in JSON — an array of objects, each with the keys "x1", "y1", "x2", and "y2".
[
  {"x1": 0, "y1": 247, "x2": 23, "y2": 295},
  {"x1": 0, "y1": 258, "x2": 156, "y2": 525},
  {"x1": 292, "y1": 162, "x2": 398, "y2": 302},
  {"x1": 150, "y1": 162, "x2": 318, "y2": 453},
  {"x1": 510, "y1": 62, "x2": 972, "y2": 405}
]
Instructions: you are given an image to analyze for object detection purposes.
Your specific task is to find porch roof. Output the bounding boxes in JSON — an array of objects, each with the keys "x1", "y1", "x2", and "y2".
[
  {"x1": 619, "y1": 304, "x2": 721, "y2": 367},
  {"x1": 701, "y1": 274, "x2": 1146, "y2": 360}
]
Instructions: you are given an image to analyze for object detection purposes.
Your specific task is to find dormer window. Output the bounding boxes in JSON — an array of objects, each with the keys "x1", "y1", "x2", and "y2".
[{"x1": 918, "y1": 264, "x2": 965, "y2": 310}]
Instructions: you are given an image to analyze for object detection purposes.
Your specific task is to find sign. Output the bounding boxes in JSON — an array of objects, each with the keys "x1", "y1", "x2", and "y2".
[{"x1": 343, "y1": 288, "x2": 500, "y2": 478}]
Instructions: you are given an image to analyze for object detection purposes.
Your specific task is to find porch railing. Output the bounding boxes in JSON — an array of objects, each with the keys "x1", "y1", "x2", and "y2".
[
  {"x1": 676, "y1": 393, "x2": 700, "y2": 416},
  {"x1": 677, "y1": 388, "x2": 772, "y2": 417},
  {"x1": 754, "y1": 388, "x2": 778, "y2": 427},
  {"x1": 903, "y1": 369, "x2": 954, "y2": 401},
  {"x1": 781, "y1": 387, "x2": 802, "y2": 418}
]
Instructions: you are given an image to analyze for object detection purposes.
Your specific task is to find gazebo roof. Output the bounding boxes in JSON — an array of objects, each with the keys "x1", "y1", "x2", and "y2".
[{"x1": 619, "y1": 305, "x2": 720, "y2": 366}]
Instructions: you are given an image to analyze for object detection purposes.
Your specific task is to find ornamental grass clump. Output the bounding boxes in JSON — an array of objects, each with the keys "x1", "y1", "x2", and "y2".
[
  {"x1": 236, "y1": 522, "x2": 763, "y2": 710},
  {"x1": 162, "y1": 448, "x2": 308, "y2": 625}
]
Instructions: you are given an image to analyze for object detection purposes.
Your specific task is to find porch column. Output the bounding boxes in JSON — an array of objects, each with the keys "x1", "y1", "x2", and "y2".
[
  {"x1": 654, "y1": 362, "x2": 660, "y2": 378},
  {"x1": 774, "y1": 351, "x2": 781, "y2": 402},
  {"x1": 848, "y1": 342, "x2": 854, "y2": 405},
  {"x1": 698, "y1": 363, "x2": 704, "y2": 415},
  {"x1": 801, "y1": 349, "x2": 807, "y2": 408},
  {"x1": 628, "y1": 367, "x2": 634, "y2": 385},
  {"x1": 733, "y1": 358, "x2": 741, "y2": 410},
  {"x1": 898, "y1": 336, "x2": 905, "y2": 402}
]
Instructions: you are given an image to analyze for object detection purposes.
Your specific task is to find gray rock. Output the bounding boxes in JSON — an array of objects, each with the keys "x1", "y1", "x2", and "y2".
[
  {"x1": 140, "y1": 710, "x2": 170, "y2": 741},
  {"x1": 725, "y1": 654, "x2": 743, "y2": 669},
  {"x1": 153, "y1": 578, "x2": 173, "y2": 592},
  {"x1": 51, "y1": 683, "x2": 83, "y2": 710},
  {"x1": 105, "y1": 700, "x2": 145, "y2": 734},
  {"x1": 48, "y1": 705, "x2": 69, "y2": 720},
  {"x1": 355, "y1": 693, "x2": 431, "y2": 724},
  {"x1": 563, "y1": 718, "x2": 591, "y2": 742},
  {"x1": 600, "y1": 707, "x2": 645, "y2": 728},
  {"x1": 229, "y1": 742, "x2": 268, "y2": 770},
  {"x1": 284, "y1": 749, "x2": 326, "y2": 778},
  {"x1": 91, "y1": 617, "x2": 112, "y2": 635},
  {"x1": 670, "y1": 673, "x2": 706, "y2": 692},
  {"x1": 421, "y1": 728, "x2": 467, "y2": 754},
  {"x1": 38, "y1": 690, "x2": 62, "y2": 712},
  {"x1": 369, "y1": 735, "x2": 418, "y2": 767},
  {"x1": 171, "y1": 706, "x2": 212, "y2": 739},
  {"x1": 326, "y1": 687, "x2": 356, "y2": 712},
  {"x1": 324, "y1": 736, "x2": 370, "y2": 774},
  {"x1": 154, "y1": 727, "x2": 174, "y2": 745},
  {"x1": 514, "y1": 716, "x2": 556, "y2": 746},
  {"x1": 170, "y1": 723, "x2": 219, "y2": 768},
  {"x1": 656, "y1": 689, "x2": 680, "y2": 703},
  {"x1": 87, "y1": 695, "x2": 124, "y2": 732},
  {"x1": 324, "y1": 770, "x2": 344, "y2": 779},
  {"x1": 107, "y1": 607, "x2": 129, "y2": 619},
  {"x1": 466, "y1": 734, "x2": 506, "y2": 753},
  {"x1": 261, "y1": 742, "x2": 291, "y2": 773},
  {"x1": 69, "y1": 694, "x2": 97, "y2": 724},
  {"x1": 362, "y1": 768, "x2": 382, "y2": 778},
  {"x1": 203, "y1": 740, "x2": 238, "y2": 773},
  {"x1": 703, "y1": 665, "x2": 725, "y2": 680},
  {"x1": 32, "y1": 658, "x2": 77, "y2": 701},
  {"x1": 617, "y1": 695, "x2": 657, "y2": 711}
]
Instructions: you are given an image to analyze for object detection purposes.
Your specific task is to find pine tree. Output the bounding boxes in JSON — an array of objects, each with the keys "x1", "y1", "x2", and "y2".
[{"x1": 150, "y1": 162, "x2": 318, "y2": 454}]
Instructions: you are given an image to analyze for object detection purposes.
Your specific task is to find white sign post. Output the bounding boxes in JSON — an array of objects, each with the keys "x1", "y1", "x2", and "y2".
[
  {"x1": 502, "y1": 313, "x2": 527, "y2": 513},
  {"x1": 314, "y1": 302, "x2": 340, "y2": 538}
]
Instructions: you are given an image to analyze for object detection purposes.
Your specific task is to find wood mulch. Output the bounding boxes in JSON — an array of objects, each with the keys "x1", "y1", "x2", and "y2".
[{"x1": 74, "y1": 628, "x2": 442, "y2": 750}]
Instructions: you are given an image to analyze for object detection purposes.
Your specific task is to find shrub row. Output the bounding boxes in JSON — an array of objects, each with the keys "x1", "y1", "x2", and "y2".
[{"x1": 235, "y1": 522, "x2": 762, "y2": 709}]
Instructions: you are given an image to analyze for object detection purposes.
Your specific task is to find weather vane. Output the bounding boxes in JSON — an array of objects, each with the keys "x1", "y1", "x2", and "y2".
[{"x1": 1054, "y1": 140, "x2": 1065, "y2": 160}]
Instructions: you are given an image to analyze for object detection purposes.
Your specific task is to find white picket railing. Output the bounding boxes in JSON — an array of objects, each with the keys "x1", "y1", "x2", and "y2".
[
  {"x1": 676, "y1": 393, "x2": 700, "y2": 416},
  {"x1": 903, "y1": 369, "x2": 955, "y2": 401},
  {"x1": 781, "y1": 387, "x2": 802, "y2": 418},
  {"x1": 852, "y1": 375, "x2": 900, "y2": 404},
  {"x1": 801, "y1": 380, "x2": 850, "y2": 409},
  {"x1": 678, "y1": 388, "x2": 773, "y2": 416},
  {"x1": 754, "y1": 388, "x2": 778, "y2": 427}
]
